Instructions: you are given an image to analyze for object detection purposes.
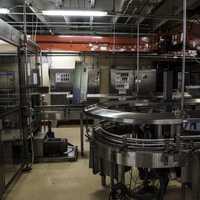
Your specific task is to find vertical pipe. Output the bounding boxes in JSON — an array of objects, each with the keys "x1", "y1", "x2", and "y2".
[
  {"x1": 181, "y1": 0, "x2": 187, "y2": 113},
  {"x1": 180, "y1": 4, "x2": 187, "y2": 197},
  {"x1": 118, "y1": 165, "x2": 125, "y2": 184},
  {"x1": 39, "y1": 52, "x2": 43, "y2": 86},
  {"x1": 23, "y1": 0, "x2": 30, "y2": 168},
  {"x1": 136, "y1": 23, "x2": 140, "y2": 95},
  {"x1": 157, "y1": 125, "x2": 162, "y2": 139},
  {"x1": 170, "y1": 125, "x2": 175, "y2": 138},
  {"x1": 110, "y1": 151, "x2": 116, "y2": 187},
  {"x1": 101, "y1": 175, "x2": 106, "y2": 187},
  {"x1": 113, "y1": 22, "x2": 116, "y2": 51},
  {"x1": 23, "y1": 1, "x2": 28, "y2": 100},
  {"x1": 80, "y1": 111, "x2": 84, "y2": 156},
  {"x1": 113, "y1": 0, "x2": 116, "y2": 12}
]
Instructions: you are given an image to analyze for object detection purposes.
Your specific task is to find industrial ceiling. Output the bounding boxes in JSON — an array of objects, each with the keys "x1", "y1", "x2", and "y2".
[{"x1": 0, "y1": 0, "x2": 200, "y2": 36}]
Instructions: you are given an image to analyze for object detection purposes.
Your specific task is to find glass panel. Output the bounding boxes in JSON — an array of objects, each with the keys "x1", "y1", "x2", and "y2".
[
  {"x1": 1, "y1": 111, "x2": 23, "y2": 185},
  {"x1": 0, "y1": 40, "x2": 19, "y2": 113},
  {"x1": 0, "y1": 120, "x2": 4, "y2": 198},
  {"x1": 0, "y1": 39, "x2": 23, "y2": 187}
]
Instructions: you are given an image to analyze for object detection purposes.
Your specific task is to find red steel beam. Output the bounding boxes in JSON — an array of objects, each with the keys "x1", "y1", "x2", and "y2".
[
  {"x1": 36, "y1": 35, "x2": 155, "y2": 52},
  {"x1": 36, "y1": 25, "x2": 200, "y2": 53}
]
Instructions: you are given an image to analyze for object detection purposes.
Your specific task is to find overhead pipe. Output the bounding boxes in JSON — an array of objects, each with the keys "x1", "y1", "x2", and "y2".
[{"x1": 7, "y1": 11, "x2": 194, "y2": 22}]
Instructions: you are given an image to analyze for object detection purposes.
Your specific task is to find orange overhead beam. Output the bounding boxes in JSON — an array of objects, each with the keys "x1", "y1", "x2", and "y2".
[
  {"x1": 36, "y1": 35, "x2": 155, "y2": 52},
  {"x1": 36, "y1": 35, "x2": 153, "y2": 45},
  {"x1": 36, "y1": 26, "x2": 200, "y2": 53},
  {"x1": 39, "y1": 43, "x2": 93, "y2": 52}
]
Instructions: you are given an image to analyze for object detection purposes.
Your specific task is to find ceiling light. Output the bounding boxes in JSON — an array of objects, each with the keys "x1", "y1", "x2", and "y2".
[
  {"x1": 59, "y1": 35, "x2": 103, "y2": 38},
  {"x1": 0, "y1": 8, "x2": 9, "y2": 14},
  {"x1": 58, "y1": 35, "x2": 74, "y2": 38},
  {"x1": 93, "y1": 36, "x2": 103, "y2": 39},
  {"x1": 42, "y1": 10, "x2": 107, "y2": 17}
]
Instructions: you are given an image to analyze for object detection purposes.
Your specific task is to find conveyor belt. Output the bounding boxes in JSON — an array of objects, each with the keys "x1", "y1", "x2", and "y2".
[{"x1": 85, "y1": 104, "x2": 182, "y2": 125}]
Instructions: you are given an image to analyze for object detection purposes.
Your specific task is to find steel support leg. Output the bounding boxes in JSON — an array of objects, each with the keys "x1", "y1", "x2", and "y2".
[
  {"x1": 80, "y1": 111, "x2": 84, "y2": 157},
  {"x1": 101, "y1": 175, "x2": 106, "y2": 187},
  {"x1": 192, "y1": 151, "x2": 200, "y2": 200},
  {"x1": 118, "y1": 165, "x2": 125, "y2": 184}
]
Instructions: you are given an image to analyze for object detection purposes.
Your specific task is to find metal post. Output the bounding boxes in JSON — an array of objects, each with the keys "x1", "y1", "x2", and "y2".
[
  {"x1": 170, "y1": 125, "x2": 175, "y2": 138},
  {"x1": 23, "y1": 0, "x2": 29, "y2": 167},
  {"x1": 192, "y1": 151, "x2": 200, "y2": 200},
  {"x1": 80, "y1": 111, "x2": 84, "y2": 156},
  {"x1": 23, "y1": 0, "x2": 33, "y2": 170},
  {"x1": 100, "y1": 159, "x2": 106, "y2": 187},
  {"x1": 23, "y1": 1, "x2": 29, "y2": 107},
  {"x1": 157, "y1": 125, "x2": 163, "y2": 139},
  {"x1": 101, "y1": 175, "x2": 106, "y2": 187},
  {"x1": 23, "y1": 1, "x2": 28, "y2": 64},
  {"x1": 176, "y1": 124, "x2": 181, "y2": 145},
  {"x1": 181, "y1": 183, "x2": 186, "y2": 200},
  {"x1": 181, "y1": 0, "x2": 187, "y2": 113},
  {"x1": 118, "y1": 165, "x2": 125, "y2": 184},
  {"x1": 0, "y1": 120, "x2": 4, "y2": 199},
  {"x1": 110, "y1": 151, "x2": 116, "y2": 187},
  {"x1": 136, "y1": 23, "x2": 140, "y2": 95},
  {"x1": 163, "y1": 70, "x2": 173, "y2": 102}
]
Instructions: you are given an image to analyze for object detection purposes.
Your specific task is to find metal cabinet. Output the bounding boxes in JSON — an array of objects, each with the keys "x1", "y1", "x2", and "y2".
[{"x1": 137, "y1": 69, "x2": 156, "y2": 94}]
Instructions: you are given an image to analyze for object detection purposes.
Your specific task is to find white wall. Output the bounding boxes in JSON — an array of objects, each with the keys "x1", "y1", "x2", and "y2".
[
  {"x1": 41, "y1": 62, "x2": 50, "y2": 87},
  {"x1": 50, "y1": 56, "x2": 81, "y2": 69}
]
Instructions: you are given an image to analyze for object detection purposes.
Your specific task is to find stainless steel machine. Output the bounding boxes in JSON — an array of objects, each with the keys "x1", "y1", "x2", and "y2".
[
  {"x1": 49, "y1": 65, "x2": 100, "y2": 106},
  {"x1": 50, "y1": 68, "x2": 74, "y2": 105},
  {"x1": 110, "y1": 68, "x2": 156, "y2": 96},
  {"x1": 84, "y1": 98, "x2": 200, "y2": 200},
  {"x1": 84, "y1": 61, "x2": 200, "y2": 200}
]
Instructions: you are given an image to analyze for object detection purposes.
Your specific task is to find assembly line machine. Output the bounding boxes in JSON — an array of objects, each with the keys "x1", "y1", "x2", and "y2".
[
  {"x1": 1, "y1": 1, "x2": 200, "y2": 199},
  {"x1": 83, "y1": 6, "x2": 200, "y2": 200},
  {"x1": 84, "y1": 98, "x2": 200, "y2": 199},
  {"x1": 82, "y1": 3, "x2": 200, "y2": 199},
  {"x1": 82, "y1": 31, "x2": 200, "y2": 200}
]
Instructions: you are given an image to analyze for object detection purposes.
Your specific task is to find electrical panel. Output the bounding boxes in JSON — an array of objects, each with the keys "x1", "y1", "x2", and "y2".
[
  {"x1": 55, "y1": 72, "x2": 71, "y2": 83},
  {"x1": 110, "y1": 69, "x2": 134, "y2": 95}
]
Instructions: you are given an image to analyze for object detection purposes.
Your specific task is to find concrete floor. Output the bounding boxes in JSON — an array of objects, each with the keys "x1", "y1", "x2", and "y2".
[{"x1": 5, "y1": 126, "x2": 186, "y2": 200}]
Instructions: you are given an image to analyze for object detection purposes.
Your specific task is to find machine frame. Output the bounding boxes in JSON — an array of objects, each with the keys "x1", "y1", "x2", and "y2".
[{"x1": 0, "y1": 19, "x2": 40, "y2": 199}]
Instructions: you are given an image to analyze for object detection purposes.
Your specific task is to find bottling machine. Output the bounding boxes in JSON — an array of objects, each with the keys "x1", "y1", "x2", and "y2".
[{"x1": 84, "y1": 64, "x2": 200, "y2": 200}]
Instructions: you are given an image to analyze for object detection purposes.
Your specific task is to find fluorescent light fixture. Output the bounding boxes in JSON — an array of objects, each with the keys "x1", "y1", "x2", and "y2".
[
  {"x1": 58, "y1": 35, "x2": 103, "y2": 39},
  {"x1": 42, "y1": 10, "x2": 107, "y2": 17},
  {"x1": 58, "y1": 35, "x2": 74, "y2": 38},
  {"x1": 0, "y1": 8, "x2": 9, "y2": 14},
  {"x1": 92, "y1": 36, "x2": 103, "y2": 39}
]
